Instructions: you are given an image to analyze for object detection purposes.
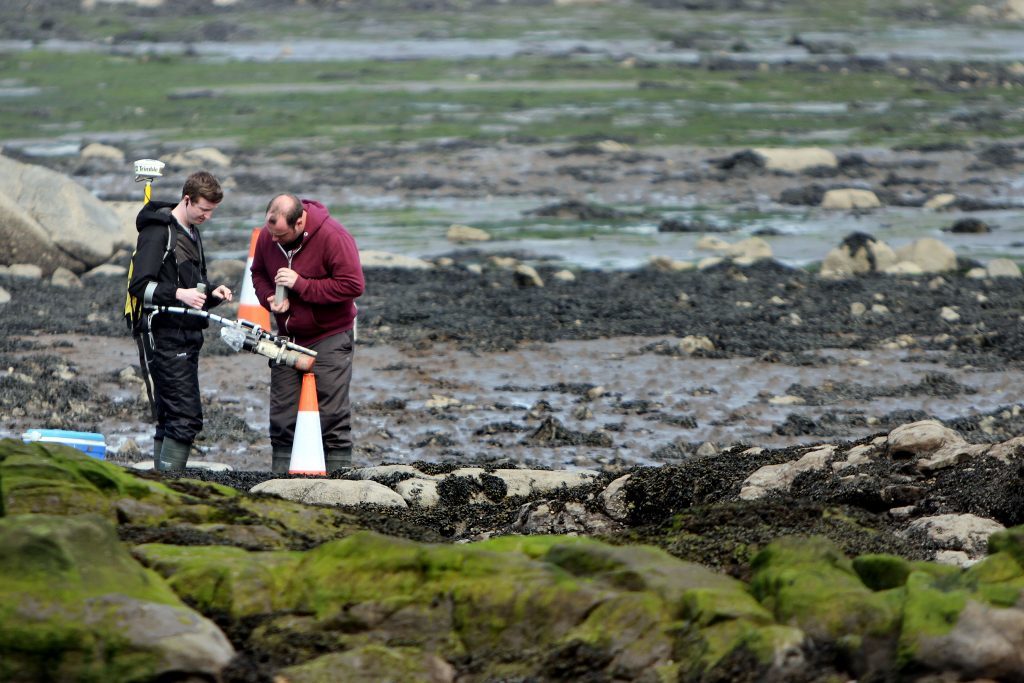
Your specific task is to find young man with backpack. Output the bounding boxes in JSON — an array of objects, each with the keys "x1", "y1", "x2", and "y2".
[{"x1": 127, "y1": 170, "x2": 233, "y2": 472}]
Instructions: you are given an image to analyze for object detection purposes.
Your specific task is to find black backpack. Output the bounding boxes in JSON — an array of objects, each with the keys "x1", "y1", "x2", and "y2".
[{"x1": 123, "y1": 225, "x2": 176, "y2": 333}]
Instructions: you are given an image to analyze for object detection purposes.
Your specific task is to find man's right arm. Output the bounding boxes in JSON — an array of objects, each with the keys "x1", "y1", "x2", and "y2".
[{"x1": 249, "y1": 234, "x2": 274, "y2": 311}]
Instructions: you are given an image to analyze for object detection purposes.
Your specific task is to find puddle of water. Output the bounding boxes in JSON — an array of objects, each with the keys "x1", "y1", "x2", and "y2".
[
  {"x1": 203, "y1": 199, "x2": 1024, "y2": 271},
  {"x1": 5, "y1": 22, "x2": 1024, "y2": 64}
]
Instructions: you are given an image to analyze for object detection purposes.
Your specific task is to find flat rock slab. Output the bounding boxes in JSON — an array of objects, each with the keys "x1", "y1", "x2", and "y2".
[{"x1": 250, "y1": 479, "x2": 408, "y2": 508}]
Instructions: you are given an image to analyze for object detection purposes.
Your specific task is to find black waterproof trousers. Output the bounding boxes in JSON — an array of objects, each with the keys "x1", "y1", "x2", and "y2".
[
  {"x1": 269, "y1": 329, "x2": 354, "y2": 452},
  {"x1": 137, "y1": 327, "x2": 205, "y2": 444}
]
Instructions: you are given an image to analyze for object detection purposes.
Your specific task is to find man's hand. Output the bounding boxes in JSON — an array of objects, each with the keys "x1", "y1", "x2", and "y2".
[
  {"x1": 268, "y1": 294, "x2": 290, "y2": 314},
  {"x1": 275, "y1": 267, "x2": 299, "y2": 289},
  {"x1": 213, "y1": 284, "x2": 233, "y2": 302},
  {"x1": 177, "y1": 287, "x2": 206, "y2": 309}
]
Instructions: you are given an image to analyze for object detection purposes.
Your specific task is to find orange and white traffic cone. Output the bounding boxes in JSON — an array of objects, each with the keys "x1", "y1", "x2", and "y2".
[
  {"x1": 237, "y1": 227, "x2": 272, "y2": 330},
  {"x1": 289, "y1": 372, "x2": 326, "y2": 475}
]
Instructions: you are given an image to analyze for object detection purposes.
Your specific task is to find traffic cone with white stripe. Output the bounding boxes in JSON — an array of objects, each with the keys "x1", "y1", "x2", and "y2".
[
  {"x1": 237, "y1": 227, "x2": 271, "y2": 330},
  {"x1": 289, "y1": 372, "x2": 326, "y2": 475}
]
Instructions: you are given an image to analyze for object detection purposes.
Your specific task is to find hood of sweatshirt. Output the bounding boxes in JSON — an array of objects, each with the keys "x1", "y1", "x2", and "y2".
[{"x1": 300, "y1": 199, "x2": 331, "y2": 238}]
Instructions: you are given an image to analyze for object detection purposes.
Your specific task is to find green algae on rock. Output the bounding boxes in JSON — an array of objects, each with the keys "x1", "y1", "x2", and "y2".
[
  {"x1": 135, "y1": 531, "x2": 808, "y2": 680},
  {"x1": 0, "y1": 513, "x2": 234, "y2": 682},
  {"x1": 0, "y1": 438, "x2": 175, "y2": 518},
  {"x1": 5, "y1": 438, "x2": 1024, "y2": 680},
  {"x1": 0, "y1": 439, "x2": 433, "y2": 551}
]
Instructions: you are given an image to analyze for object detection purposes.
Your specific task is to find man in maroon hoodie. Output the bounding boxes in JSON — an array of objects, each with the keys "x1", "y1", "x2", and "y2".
[{"x1": 250, "y1": 194, "x2": 365, "y2": 473}]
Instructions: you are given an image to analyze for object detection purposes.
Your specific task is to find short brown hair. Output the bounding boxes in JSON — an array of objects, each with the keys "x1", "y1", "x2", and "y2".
[{"x1": 182, "y1": 171, "x2": 223, "y2": 204}]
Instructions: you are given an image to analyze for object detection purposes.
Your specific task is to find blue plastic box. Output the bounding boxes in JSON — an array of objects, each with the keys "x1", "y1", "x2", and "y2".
[{"x1": 22, "y1": 429, "x2": 107, "y2": 460}]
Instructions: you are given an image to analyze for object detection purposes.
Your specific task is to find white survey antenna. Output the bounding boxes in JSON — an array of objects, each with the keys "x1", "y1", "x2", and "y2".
[{"x1": 133, "y1": 158, "x2": 165, "y2": 182}]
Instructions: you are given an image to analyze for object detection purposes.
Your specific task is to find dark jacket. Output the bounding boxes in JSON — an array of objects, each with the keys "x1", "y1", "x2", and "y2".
[
  {"x1": 250, "y1": 199, "x2": 364, "y2": 346},
  {"x1": 129, "y1": 200, "x2": 221, "y2": 331}
]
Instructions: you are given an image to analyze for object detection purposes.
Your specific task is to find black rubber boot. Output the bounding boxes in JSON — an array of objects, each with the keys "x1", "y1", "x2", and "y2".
[
  {"x1": 326, "y1": 447, "x2": 352, "y2": 473},
  {"x1": 158, "y1": 438, "x2": 190, "y2": 473},
  {"x1": 271, "y1": 447, "x2": 291, "y2": 475},
  {"x1": 153, "y1": 438, "x2": 163, "y2": 464}
]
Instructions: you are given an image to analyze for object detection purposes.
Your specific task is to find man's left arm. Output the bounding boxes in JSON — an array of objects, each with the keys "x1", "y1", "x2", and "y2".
[{"x1": 291, "y1": 230, "x2": 364, "y2": 303}]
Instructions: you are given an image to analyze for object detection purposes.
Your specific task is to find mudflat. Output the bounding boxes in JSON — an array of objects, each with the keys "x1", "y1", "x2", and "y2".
[{"x1": 4, "y1": 256, "x2": 1023, "y2": 472}]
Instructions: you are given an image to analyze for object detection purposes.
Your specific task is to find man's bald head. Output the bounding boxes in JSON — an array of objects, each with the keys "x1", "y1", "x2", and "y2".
[
  {"x1": 265, "y1": 193, "x2": 304, "y2": 228},
  {"x1": 264, "y1": 193, "x2": 306, "y2": 244}
]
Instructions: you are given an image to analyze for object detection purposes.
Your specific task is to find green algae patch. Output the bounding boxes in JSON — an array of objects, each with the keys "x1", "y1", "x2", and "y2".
[
  {"x1": 852, "y1": 553, "x2": 914, "y2": 590},
  {"x1": 122, "y1": 486, "x2": 385, "y2": 551},
  {"x1": 678, "y1": 619, "x2": 805, "y2": 679},
  {"x1": 750, "y1": 536, "x2": 900, "y2": 642},
  {"x1": 285, "y1": 530, "x2": 584, "y2": 612},
  {"x1": 133, "y1": 543, "x2": 303, "y2": 618},
  {"x1": 233, "y1": 495, "x2": 383, "y2": 548},
  {"x1": 852, "y1": 555, "x2": 952, "y2": 592},
  {"x1": 543, "y1": 537, "x2": 738, "y2": 606},
  {"x1": 0, "y1": 514, "x2": 179, "y2": 604},
  {"x1": 680, "y1": 585, "x2": 774, "y2": 627},
  {"x1": 278, "y1": 644, "x2": 452, "y2": 683},
  {"x1": 674, "y1": 580, "x2": 802, "y2": 676},
  {"x1": 525, "y1": 537, "x2": 792, "y2": 679},
  {"x1": 961, "y1": 552, "x2": 1024, "y2": 608},
  {"x1": 897, "y1": 569, "x2": 969, "y2": 667},
  {"x1": 0, "y1": 439, "x2": 178, "y2": 519},
  {"x1": 988, "y1": 525, "x2": 1024, "y2": 567},
  {"x1": 473, "y1": 532, "x2": 591, "y2": 559},
  {"x1": 0, "y1": 513, "x2": 232, "y2": 682},
  {"x1": 558, "y1": 592, "x2": 676, "y2": 681},
  {"x1": 139, "y1": 532, "x2": 721, "y2": 679},
  {"x1": 276, "y1": 532, "x2": 667, "y2": 671}
]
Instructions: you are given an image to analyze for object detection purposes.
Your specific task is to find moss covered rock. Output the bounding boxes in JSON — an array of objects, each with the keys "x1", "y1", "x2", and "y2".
[
  {"x1": 988, "y1": 524, "x2": 1024, "y2": 567},
  {"x1": 751, "y1": 536, "x2": 901, "y2": 638},
  {"x1": 7, "y1": 440, "x2": 1024, "y2": 681},
  {"x1": 133, "y1": 542, "x2": 304, "y2": 618},
  {"x1": 0, "y1": 513, "x2": 234, "y2": 682},
  {"x1": 0, "y1": 439, "x2": 413, "y2": 552},
  {"x1": 0, "y1": 438, "x2": 176, "y2": 519},
  {"x1": 278, "y1": 644, "x2": 455, "y2": 683},
  {"x1": 900, "y1": 568, "x2": 1024, "y2": 677},
  {"x1": 136, "y1": 531, "x2": 815, "y2": 680}
]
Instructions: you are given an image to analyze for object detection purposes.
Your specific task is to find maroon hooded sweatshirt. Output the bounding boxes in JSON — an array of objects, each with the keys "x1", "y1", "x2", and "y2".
[{"x1": 250, "y1": 199, "x2": 364, "y2": 346}]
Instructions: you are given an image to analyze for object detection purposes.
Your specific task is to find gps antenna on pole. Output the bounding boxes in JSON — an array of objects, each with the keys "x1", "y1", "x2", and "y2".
[{"x1": 133, "y1": 158, "x2": 165, "y2": 204}]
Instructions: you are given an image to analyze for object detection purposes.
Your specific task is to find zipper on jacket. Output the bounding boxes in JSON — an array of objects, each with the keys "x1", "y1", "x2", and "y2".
[{"x1": 277, "y1": 243, "x2": 303, "y2": 335}]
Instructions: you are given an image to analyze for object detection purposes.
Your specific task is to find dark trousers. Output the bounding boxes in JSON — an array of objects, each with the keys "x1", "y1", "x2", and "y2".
[
  {"x1": 269, "y1": 329, "x2": 354, "y2": 451},
  {"x1": 138, "y1": 327, "x2": 205, "y2": 444}
]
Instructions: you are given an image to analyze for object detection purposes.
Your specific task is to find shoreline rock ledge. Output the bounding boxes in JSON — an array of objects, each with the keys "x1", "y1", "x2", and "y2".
[{"x1": 2, "y1": 423, "x2": 1024, "y2": 682}]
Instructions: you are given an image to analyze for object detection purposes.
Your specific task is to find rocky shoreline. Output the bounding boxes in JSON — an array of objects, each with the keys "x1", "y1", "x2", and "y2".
[
  {"x1": 4, "y1": 409, "x2": 1024, "y2": 681},
  {"x1": 4, "y1": 243, "x2": 1024, "y2": 682},
  {"x1": 4, "y1": 0, "x2": 1024, "y2": 677}
]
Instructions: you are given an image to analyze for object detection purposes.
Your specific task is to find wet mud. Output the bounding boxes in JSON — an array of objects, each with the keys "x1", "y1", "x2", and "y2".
[{"x1": 5, "y1": 255, "x2": 1024, "y2": 464}]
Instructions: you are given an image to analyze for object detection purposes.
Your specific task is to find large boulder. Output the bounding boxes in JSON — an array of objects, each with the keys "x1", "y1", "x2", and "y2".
[
  {"x1": 820, "y1": 232, "x2": 898, "y2": 278},
  {"x1": 1, "y1": 439, "x2": 174, "y2": 519},
  {"x1": 107, "y1": 199, "x2": 144, "y2": 247},
  {"x1": 752, "y1": 147, "x2": 839, "y2": 172},
  {"x1": 1000, "y1": 0, "x2": 1024, "y2": 20},
  {"x1": 0, "y1": 155, "x2": 126, "y2": 274},
  {"x1": 821, "y1": 188, "x2": 882, "y2": 210},
  {"x1": 895, "y1": 237, "x2": 958, "y2": 273},
  {"x1": 0, "y1": 514, "x2": 235, "y2": 681}
]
